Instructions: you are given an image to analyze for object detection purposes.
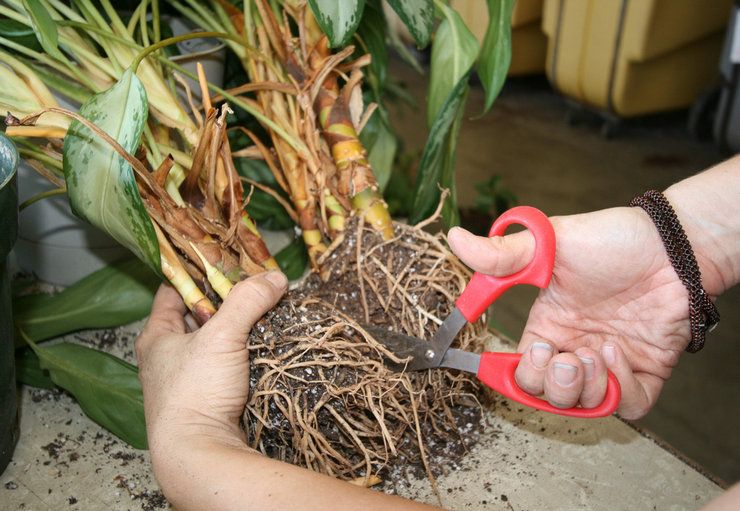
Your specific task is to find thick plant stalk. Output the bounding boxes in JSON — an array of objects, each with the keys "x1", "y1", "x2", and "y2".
[
  {"x1": 309, "y1": 37, "x2": 393, "y2": 240},
  {"x1": 153, "y1": 224, "x2": 216, "y2": 325}
]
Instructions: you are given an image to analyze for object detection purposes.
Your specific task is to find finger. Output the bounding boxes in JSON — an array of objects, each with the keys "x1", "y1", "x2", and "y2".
[
  {"x1": 202, "y1": 271, "x2": 288, "y2": 343},
  {"x1": 574, "y1": 347, "x2": 608, "y2": 409},
  {"x1": 601, "y1": 343, "x2": 654, "y2": 419},
  {"x1": 447, "y1": 226, "x2": 535, "y2": 276},
  {"x1": 143, "y1": 284, "x2": 188, "y2": 337},
  {"x1": 543, "y1": 352, "x2": 585, "y2": 409},
  {"x1": 514, "y1": 340, "x2": 556, "y2": 395}
]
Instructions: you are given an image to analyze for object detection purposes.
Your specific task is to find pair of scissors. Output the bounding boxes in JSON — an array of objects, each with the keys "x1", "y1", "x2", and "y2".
[{"x1": 365, "y1": 206, "x2": 621, "y2": 418}]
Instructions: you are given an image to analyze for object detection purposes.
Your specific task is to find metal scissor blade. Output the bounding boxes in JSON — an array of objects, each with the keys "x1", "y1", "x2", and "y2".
[
  {"x1": 439, "y1": 348, "x2": 481, "y2": 374},
  {"x1": 361, "y1": 325, "x2": 435, "y2": 371},
  {"x1": 426, "y1": 307, "x2": 468, "y2": 369},
  {"x1": 362, "y1": 307, "x2": 469, "y2": 372}
]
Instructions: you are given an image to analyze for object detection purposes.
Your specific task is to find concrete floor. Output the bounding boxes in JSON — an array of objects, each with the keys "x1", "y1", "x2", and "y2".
[{"x1": 388, "y1": 64, "x2": 740, "y2": 485}]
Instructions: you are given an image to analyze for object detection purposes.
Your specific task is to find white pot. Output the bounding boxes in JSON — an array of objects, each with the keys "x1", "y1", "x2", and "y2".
[
  {"x1": 13, "y1": 161, "x2": 130, "y2": 286},
  {"x1": 169, "y1": 17, "x2": 226, "y2": 105}
]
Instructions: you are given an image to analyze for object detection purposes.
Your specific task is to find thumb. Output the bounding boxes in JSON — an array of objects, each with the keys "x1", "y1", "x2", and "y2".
[
  {"x1": 447, "y1": 226, "x2": 535, "y2": 276},
  {"x1": 202, "y1": 271, "x2": 288, "y2": 341}
]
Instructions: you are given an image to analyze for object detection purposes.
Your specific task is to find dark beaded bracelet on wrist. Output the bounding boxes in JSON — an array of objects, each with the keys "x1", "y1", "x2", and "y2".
[{"x1": 629, "y1": 190, "x2": 719, "y2": 353}]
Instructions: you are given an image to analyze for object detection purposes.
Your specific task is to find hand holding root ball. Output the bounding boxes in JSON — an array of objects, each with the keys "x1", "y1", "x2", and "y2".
[
  {"x1": 135, "y1": 271, "x2": 288, "y2": 452},
  {"x1": 135, "y1": 272, "x2": 434, "y2": 511}
]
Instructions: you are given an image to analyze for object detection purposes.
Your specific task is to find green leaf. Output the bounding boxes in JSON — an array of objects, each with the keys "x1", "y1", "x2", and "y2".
[
  {"x1": 308, "y1": 0, "x2": 366, "y2": 48},
  {"x1": 426, "y1": 4, "x2": 479, "y2": 127},
  {"x1": 29, "y1": 62, "x2": 92, "y2": 104},
  {"x1": 20, "y1": 0, "x2": 62, "y2": 59},
  {"x1": 15, "y1": 347, "x2": 55, "y2": 389},
  {"x1": 359, "y1": 108, "x2": 397, "y2": 192},
  {"x1": 22, "y1": 334, "x2": 147, "y2": 449},
  {"x1": 63, "y1": 69, "x2": 160, "y2": 274},
  {"x1": 235, "y1": 158, "x2": 295, "y2": 231},
  {"x1": 356, "y1": 0, "x2": 387, "y2": 100},
  {"x1": 478, "y1": 0, "x2": 514, "y2": 113},
  {"x1": 0, "y1": 19, "x2": 42, "y2": 51},
  {"x1": 13, "y1": 258, "x2": 158, "y2": 345},
  {"x1": 386, "y1": 0, "x2": 434, "y2": 47},
  {"x1": 410, "y1": 76, "x2": 470, "y2": 226},
  {"x1": 275, "y1": 236, "x2": 308, "y2": 281}
]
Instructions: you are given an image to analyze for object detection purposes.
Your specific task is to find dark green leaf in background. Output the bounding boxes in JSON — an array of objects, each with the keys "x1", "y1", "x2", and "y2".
[
  {"x1": 355, "y1": 0, "x2": 388, "y2": 100},
  {"x1": 0, "y1": 19, "x2": 42, "y2": 51},
  {"x1": 15, "y1": 347, "x2": 54, "y2": 389},
  {"x1": 426, "y1": 3, "x2": 478, "y2": 126},
  {"x1": 13, "y1": 258, "x2": 158, "y2": 345},
  {"x1": 410, "y1": 76, "x2": 470, "y2": 226},
  {"x1": 236, "y1": 158, "x2": 295, "y2": 231},
  {"x1": 308, "y1": 0, "x2": 366, "y2": 48},
  {"x1": 478, "y1": 0, "x2": 515, "y2": 114},
  {"x1": 63, "y1": 69, "x2": 161, "y2": 274},
  {"x1": 359, "y1": 108, "x2": 397, "y2": 192},
  {"x1": 20, "y1": 332, "x2": 147, "y2": 449},
  {"x1": 275, "y1": 236, "x2": 308, "y2": 281},
  {"x1": 385, "y1": 0, "x2": 434, "y2": 47},
  {"x1": 20, "y1": 0, "x2": 63, "y2": 59}
]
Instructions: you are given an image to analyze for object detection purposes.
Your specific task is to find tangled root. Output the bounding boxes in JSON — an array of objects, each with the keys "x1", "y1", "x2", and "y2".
[{"x1": 243, "y1": 217, "x2": 489, "y2": 485}]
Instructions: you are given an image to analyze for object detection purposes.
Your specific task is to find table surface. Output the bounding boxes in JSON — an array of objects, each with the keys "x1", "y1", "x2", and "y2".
[{"x1": 1, "y1": 324, "x2": 723, "y2": 511}]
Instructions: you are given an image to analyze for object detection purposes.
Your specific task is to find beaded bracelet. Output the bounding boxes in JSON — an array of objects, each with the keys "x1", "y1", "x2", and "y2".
[{"x1": 629, "y1": 190, "x2": 719, "y2": 353}]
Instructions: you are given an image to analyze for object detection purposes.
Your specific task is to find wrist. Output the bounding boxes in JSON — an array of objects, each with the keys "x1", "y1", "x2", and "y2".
[
  {"x1": 149, "y1": 430, "x2": 252, "y2": 510},
  {"x1": 147, "y1": 406, "x2": 246, "y2": 467},
  {"x1": 664, "y1": 166, "x2": 740, "y2": 296}
]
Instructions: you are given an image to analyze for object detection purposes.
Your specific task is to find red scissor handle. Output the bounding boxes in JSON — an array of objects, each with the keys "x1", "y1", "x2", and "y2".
[
  {"x1": 455, "y1": 206, "x2": 556, "y2": 322},
  {"x1": 478, "y1": 352, "x2": 621, "y2": 418}
]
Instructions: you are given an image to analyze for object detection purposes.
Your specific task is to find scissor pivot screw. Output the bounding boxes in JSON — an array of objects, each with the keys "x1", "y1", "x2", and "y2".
[{"x1": 424, "y1": 349, "x2": 435, "y2": 360}]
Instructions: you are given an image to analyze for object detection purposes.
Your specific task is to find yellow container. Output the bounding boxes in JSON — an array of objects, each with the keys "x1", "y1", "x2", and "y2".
[
  {"x1": 542, "y1": 0, "x2": 732, "y2": 117},
  {"x1": 450, "y1": 0, "x2": 548, "y2": 76}
]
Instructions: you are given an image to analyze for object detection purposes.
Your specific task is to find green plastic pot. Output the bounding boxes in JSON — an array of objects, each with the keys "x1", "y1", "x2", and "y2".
[{"x1": 0, "y1": 132, "x2": 19, "y2": 474}]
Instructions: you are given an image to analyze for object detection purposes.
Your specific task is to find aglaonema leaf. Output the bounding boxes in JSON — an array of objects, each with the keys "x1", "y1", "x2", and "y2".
[
  {"x1": 478, "y1": 0, "x2": 514, "y2": 113},
  {"x1": 0, "y1": 19, "x2": 42, "y2": 51},
  {"x1": 20, "y1": 0, "x2": 62, "y2": 59},
  {"x1": 356, "y1": 0, "x2": 387, "y2": 100},
  {"x1": 15, "y1": 347, "x2": 55, "y2": 389},
  {"x1": 275, "y1": 236, "x2": 308, "y2": 281},
  {"x1": 13, "y1": 258, "x2": 158, "y2": 345},
  {"x1": 359, "y1": 108, "x2": 397, "y2": 192},
  {"x1": 308, "y1": 0, "x2": 366, "y2": 47},
  {"x1": 63, "y1": 69, "x2": 160, "y2": 274},
  {"x1": 426, "y1": 3, "x2": 478, "y2": 127},
  {"x1": 236, "y1": 158, "x2": 294, "y2": 230},
  {"x1": 410, "y1": 76, "x2": 470, "y2": 226},
  {"x1": 21, "y1": 332, "x2": 147, "y2": 449},
  {"x1": 385, "y1": 0, "x2": 434, "y2": 47}
]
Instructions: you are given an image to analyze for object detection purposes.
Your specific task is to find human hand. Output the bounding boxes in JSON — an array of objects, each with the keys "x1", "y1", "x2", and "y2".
[
  {"x1": 448, "y1": 206, "x2": 723, "y2": 419},
  {"x1": 135, "y1": 271, "x2": 287, "y2": 453}
]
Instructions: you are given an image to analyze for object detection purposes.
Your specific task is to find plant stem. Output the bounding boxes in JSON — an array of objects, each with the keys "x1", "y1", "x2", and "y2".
[
  {"x1": 157, "y1": 57, "x2": 310, "y2": 157},
  {"x1": 130, "y1": 31, "x2": 241, "y2": 73},
  {"x1": 19, "y1": 188, "x2": 67, "y2": 211}
]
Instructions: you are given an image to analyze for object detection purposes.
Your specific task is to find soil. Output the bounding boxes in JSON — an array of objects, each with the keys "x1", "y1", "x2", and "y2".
[{"x1": 243, "y1": 217, "x2": 492, "y2": 485}]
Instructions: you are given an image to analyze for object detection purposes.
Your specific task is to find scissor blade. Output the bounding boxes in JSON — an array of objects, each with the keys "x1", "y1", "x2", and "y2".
[
  {"x1": 362, "y1": 307, "x2": 469, "y2": 372},
  {"x1": 426, "y1": 307, "x2": 468, "y2": 369},
  {"x1": 439, "y1": 348, "x2": 481, "y2": 374},
  {"x1": 361, "y1": 325, "x2": 435, "y2": 371}
]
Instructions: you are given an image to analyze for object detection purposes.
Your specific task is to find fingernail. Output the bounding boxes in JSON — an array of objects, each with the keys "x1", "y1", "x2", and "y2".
[
  {"x1": 265, "y1": 271, "x2": 288, "y2": 289},
  {"x1": 530, "y1": 342, "x2": 553, "y2": 368},
  {"x1": 602, "y1": 345, "x2": 617, "y2": 366},
  {"x1": 553, "y1": 362, "x2": 577, "y2": 386},
  {"x1": 578, "y1": 356, "x2": 594, "y2": 380}
]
